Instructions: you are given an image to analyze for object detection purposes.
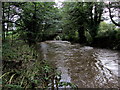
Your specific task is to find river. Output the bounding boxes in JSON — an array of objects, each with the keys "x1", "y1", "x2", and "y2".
[{"x1": 40, "y1": 40, "x2": 120, "y2": 88}]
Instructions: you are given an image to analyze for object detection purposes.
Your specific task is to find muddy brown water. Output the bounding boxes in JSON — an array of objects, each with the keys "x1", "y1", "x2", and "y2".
[{"x1": 39, "y1": 40, "x2": 120, "y2": 88}]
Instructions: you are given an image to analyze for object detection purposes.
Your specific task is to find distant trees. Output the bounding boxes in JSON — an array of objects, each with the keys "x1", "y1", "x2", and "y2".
[
  {"x1": 87, "y1": 2, "x2": 104, "y2": 41},
  {"x1": 2, "y1": 2, "x2": 60, "y2": 46},
  {"x1": 60, "y1": 2, "x2": 120, "y2": 49},
  {"x1": 19, "y1": 2, "x2": 59, "y2": 45},
  {"x1": 97, "y1": 22, "x2": 116, "y2": 38},
  {"x1": 61, "y1": 2, "x2": 86, "y2": 43},
  {"x1": 2, "y1": 2, "x2": 120, "y2": 49},
  {"x1": 61, "y1": 2, "x2": 104, "y2": 43}
]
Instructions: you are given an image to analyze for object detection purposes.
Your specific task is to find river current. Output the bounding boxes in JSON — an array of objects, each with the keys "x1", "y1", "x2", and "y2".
[{"x1": 40, "y1": 40, "x2": 120, "y2": 88}]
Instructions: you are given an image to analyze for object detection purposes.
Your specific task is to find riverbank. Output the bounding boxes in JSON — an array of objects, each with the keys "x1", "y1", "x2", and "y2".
[
  {"x1": 2, "y1": 40, "x2": 57, "y2": 89},
  {"x1": 2, "y1": 39, "x2": 78, "y2": 89},
  {"x1": 63, "y1": 38, "x2": 120, "y2": 50},
  {"x1": 90, "y1": 37, "x2": 120, "y2": 50}
]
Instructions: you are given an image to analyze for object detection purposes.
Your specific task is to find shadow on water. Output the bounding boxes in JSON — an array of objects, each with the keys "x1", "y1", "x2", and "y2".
[{"x1": 39, "y1": 40, "x2": 120, "y2": 88}]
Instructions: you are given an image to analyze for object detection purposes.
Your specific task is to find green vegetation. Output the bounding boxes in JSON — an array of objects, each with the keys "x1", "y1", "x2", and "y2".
[
  {"x1": 60, "y1": 2, "x2": 104, "y2": 43},
  {"x1": 2, "y1": 36, "x2": 77, "y2": 89},
  {"x1": 1, "y1": 1, "x2": 120, "y2": 89},
  {"x1": 2, "y1": 2, "x2": 77, "y2": 89},
  {"x1": 60, "y1": 2, "x2": 120, "y2": 49},
  {"x1": 95, "y1": 22, "x2": 120, "y2": 49}
]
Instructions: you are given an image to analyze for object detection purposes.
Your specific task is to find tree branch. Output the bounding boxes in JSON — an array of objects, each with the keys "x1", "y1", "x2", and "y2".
[
  {"x1": 108, "y1": 3, "x2": 120, "y2": 27},
  {"x1": 3, "y1": 20, "x2": 23, "y2": 27}
]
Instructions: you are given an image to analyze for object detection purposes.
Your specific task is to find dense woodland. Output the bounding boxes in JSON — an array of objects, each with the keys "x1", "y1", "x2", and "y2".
[{"x1": 1, "y1": 2, "x2": 120, "y2": 89}]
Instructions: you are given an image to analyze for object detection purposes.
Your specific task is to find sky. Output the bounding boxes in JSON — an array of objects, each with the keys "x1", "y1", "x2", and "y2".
[{"x1": 55, "y1": 0, "x2": 64, "y2": 8}]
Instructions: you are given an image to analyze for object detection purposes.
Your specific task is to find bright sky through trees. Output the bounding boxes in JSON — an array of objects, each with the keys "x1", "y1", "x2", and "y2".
[{"x1": 55, "y1": 0, "x2": 64, "y2": 8}]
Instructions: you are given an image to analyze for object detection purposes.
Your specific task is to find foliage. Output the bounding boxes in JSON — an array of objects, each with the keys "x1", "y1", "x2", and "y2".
[
  {"x1": 3, "y1": 40, "x2": 34, "y2": 61},
  {"x1": 115, "y1": 28, "x2": 120, "y2": 40},
  {"x1": 61, "y1": 2, "x2": 104, "y2": 43},
  {"x1": 94, "y1": 21, "x2": 120, "y2": 49},
  {"x1": 2, "y1": 1, "x2": 120, "y2": 89},
  {"x1": 2, "y1": 36, "x2": 77, "y2": 89},
  {"x1": 97, "y1": 22, "x2": 116, "y2": 38},
  {"x1": 2, "y1": 2, "x2": 60, "y2": 45},
  {"x1": 60, "y1": 2, "x2": 119, "y2": 49}
]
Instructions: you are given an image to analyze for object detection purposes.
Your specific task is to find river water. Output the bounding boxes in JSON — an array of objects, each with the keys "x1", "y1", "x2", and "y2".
[{"x1": 40, "y1": 40, "x2": 120, "y2": 88}]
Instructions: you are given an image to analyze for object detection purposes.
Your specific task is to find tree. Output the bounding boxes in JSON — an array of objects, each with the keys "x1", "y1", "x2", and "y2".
[
  {"x1": 2, "y1": 2, "x2": 5, "y2": 41},
  {"x1": 107, "y1": 2, "x2": 120, "y2": 27},
  {"x1": 87, "y1": 2, "x2": 104, "y2": 40},
  {"x1": 2, "y1": 2, "x2": 25, "y2": 41},
  {"x1": 61, "y1": 2, "x2": 104, "y2": 43},
  {"x1": 61, "y1": 2, "x2": 88, "y2": 43},
  {"x1": 2, "y1": 2, "x2": 60, "y2": 46}
]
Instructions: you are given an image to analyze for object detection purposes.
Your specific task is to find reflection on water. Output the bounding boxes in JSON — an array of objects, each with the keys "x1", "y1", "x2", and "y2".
[{"x1": 40, "y1": 40, "x2": 119, "y2": 88}]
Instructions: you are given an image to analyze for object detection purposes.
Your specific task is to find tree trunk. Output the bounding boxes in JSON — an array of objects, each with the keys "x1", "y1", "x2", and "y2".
[
  {"x1": 2, "y1": 2, "x2": 5, "y2": 41},
  {"x1": 78, "y1": 26, "x2": 86, "y2": 43},
  {"x1": 6, "y1": 2, "x2": 10, "y2": 36},
  {"x1": 89, "y1": 3, "x2": 103, "y2": 42}
]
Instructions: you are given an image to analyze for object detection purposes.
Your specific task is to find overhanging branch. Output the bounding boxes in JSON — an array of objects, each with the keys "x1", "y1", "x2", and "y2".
[{"x1": 108, "y1": 3, "x2": 120, "y2": 27}]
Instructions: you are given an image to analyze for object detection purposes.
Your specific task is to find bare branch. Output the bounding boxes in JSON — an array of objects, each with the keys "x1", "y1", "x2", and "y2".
[{"x1": 107, "y1": 2, "x2": 120, "y2": 27}]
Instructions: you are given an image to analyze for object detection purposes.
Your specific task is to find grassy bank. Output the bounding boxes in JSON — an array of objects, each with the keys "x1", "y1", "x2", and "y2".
[
  {"x1": 2, "y1": 39, "x2": 53, "y2": 89},
  {"x1": 2, "y1": 38, "x2": 77, "y2": 89}
]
